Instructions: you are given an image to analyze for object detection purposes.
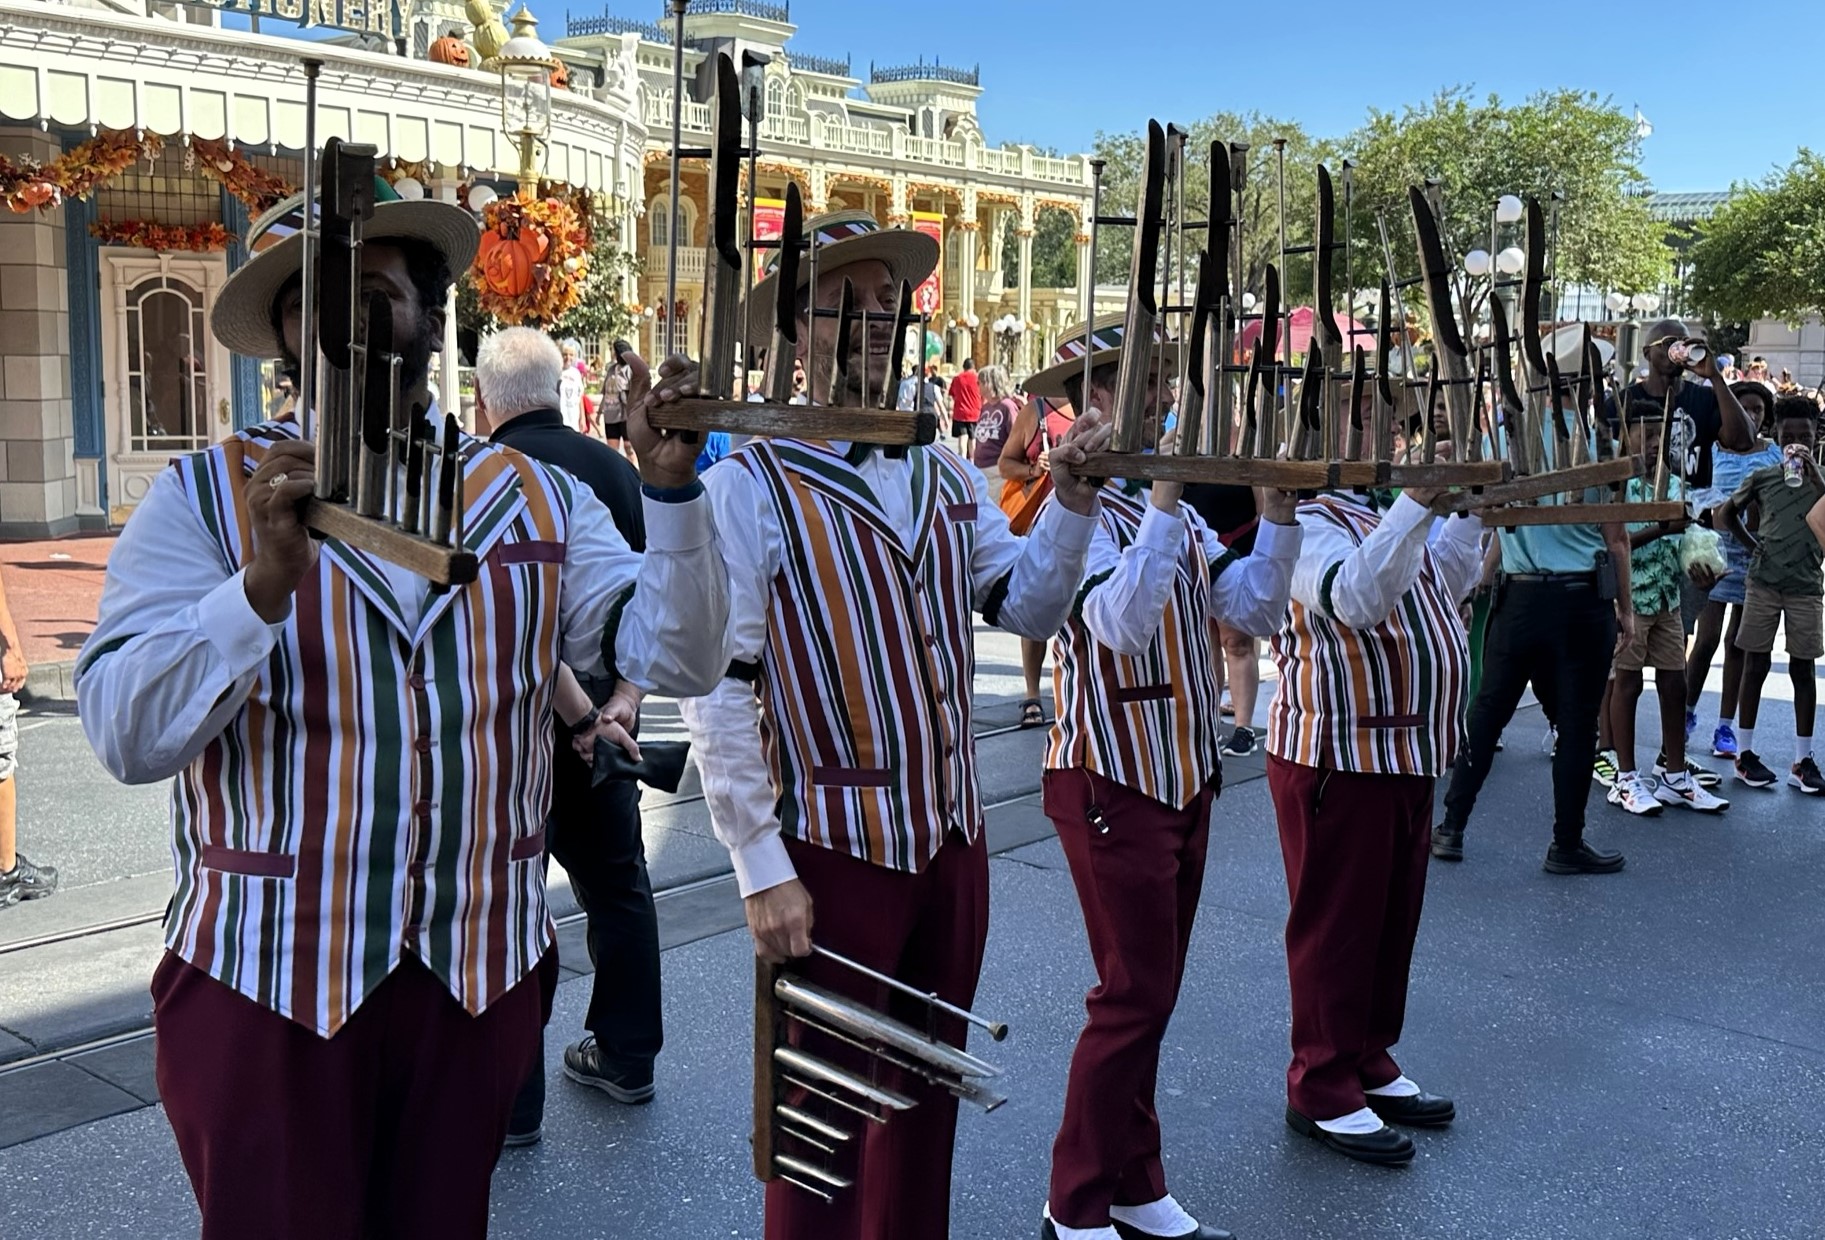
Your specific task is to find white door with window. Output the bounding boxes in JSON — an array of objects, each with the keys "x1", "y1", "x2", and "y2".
[{"x1": 98, "y1": 252, "x2": 231, "y2": 524}]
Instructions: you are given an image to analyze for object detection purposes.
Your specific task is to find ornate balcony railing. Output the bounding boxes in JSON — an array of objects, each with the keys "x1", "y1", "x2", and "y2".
[
  {"x1": 790, "y1": 51, "x2": 852, "y2": 77},
  {"x1": 687, "y1": 0, "x2": 790, "y2": 19},
  {"x1": 869, "y1": 59, "x2": 979, "y2": 86},
  {"x1": 567, "y1": 12, "x2": 671, "y2": 40}
]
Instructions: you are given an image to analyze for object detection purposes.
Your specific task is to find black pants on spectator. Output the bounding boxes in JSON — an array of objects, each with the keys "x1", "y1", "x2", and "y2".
[
  {"x1": 510, "y1": 725, "x2": 662, "y2": 1133},
  {"x1": 1442, "y1": 578, "x2": 1616, "y2": 849}
]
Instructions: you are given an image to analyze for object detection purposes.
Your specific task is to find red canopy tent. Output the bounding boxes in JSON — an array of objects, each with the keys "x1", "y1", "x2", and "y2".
[{"x1": 1237, "y1": 306, "x2": 1374, "y2": 360}]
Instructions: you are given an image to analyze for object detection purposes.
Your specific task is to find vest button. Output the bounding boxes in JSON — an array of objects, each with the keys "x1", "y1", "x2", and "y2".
[
  {"x1": 409, "y1": 674, "x2": 426, "y2": 691},
  {"x1": 415, "y1": 799, "x2": 432, "y2": 818},
  {"x1": 924, "y1": 634, "x2": 937, "y2": 647},
  {"x1": 402, "y1": 925, "x2": 420, "y2": 945},
  {"x1": 415, "y1": 736, "x2": 432, "y2": 754},
  {"x1": 408, "y1": 860, "x2": 426, "y2": 878}
]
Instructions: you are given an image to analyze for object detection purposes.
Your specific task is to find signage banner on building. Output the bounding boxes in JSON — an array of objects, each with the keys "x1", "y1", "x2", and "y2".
[
  {"x1": 911, "y1": 211, "x2": 944, "y2": 320},
  {"x1": 752, "y1": 198, "x2": 786, "y2": 285},
  {"x1": 202, "y1": 0, "x2": 400, "y2": 39}
]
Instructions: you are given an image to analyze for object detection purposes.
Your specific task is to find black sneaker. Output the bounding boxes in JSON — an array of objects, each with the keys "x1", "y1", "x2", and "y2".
[
  {"x1": 1789, "y1": 756, "x2": 1825, "y2": 795},
  {"x1": 562, "y1": 1037, "x2": 655, "y2": 1104},
  {"x1": 1734, "y1": 750, "x2": 1778, "y2": 789},
  {"x1": 1222, "y1": 725, "x2": 1258, "y2": 758},
  {"x1": 1543, "y1": 840, "x2": 1626, "y2": 875},
  {"x1": 1430, "y1": 826, "x2": 1464, "y2": 862},
  {"x1": 0, "y1": 854, "x2": 58, "y2": 908}
]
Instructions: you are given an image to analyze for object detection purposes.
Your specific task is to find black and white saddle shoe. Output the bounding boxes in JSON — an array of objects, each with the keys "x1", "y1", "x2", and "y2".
[
  {"x1": 1285, "y1": 1106, "x2": 1415, "y2": 1166},
  {"x1": 1365, "y1": 1090, "x2": 1455, "y2": 1128}
]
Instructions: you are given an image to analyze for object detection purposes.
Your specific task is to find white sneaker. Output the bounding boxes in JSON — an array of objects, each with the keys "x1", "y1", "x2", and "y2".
[
  {"x1": 1654, "y1": 772, "x2": 1729, "y2": 813},
  {"x1": 1609, "y1": 772, "x2": 1664, "y2": 816}
]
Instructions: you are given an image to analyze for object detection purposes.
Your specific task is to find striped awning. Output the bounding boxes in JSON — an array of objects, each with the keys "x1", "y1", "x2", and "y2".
[{"x1": 0, "y1": 1, "x2": 643, "y2": 193}]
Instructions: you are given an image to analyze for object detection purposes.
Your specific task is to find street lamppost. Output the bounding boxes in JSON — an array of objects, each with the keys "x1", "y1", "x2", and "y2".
[
  {"x1": 992, "y1": 313, "x2": 1024, "y2": 370},
  {"x1": 494, "y1": 6, "x2": 557, "y2": 190},
  {"x1": 1606, "y1": 290, "x2": 1662, "y2": 373}
]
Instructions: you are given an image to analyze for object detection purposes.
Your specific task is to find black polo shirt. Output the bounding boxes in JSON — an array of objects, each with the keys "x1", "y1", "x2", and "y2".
[{"x1": 488, "y1": 407, "x2": 645, "y2": 553}]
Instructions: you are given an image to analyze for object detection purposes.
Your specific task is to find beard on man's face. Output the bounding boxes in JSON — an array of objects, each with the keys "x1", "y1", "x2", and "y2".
[{"x1": 282, "y1": 304, "x2": 439, "y2": 416}]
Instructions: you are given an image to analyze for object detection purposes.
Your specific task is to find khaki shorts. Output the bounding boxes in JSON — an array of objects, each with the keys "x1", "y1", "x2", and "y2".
[
  {"x1": 1736, "y1": 583, "x2": 1825, "y2": 660},
  {"x1": 1615, "y1": 608, "x2": 1686, "y2": 673}
]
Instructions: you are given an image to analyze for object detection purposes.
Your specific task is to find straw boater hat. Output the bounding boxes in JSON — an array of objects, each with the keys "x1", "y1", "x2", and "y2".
[
  {"x1": 212, "y1": 180, "x2": 479, "y2": 359},
  {"x1": 743, "y1": 209, "x2": 938, "y2": 346},
  {"x1": 1024, "y1": 313, "x2": 1173, "y2": 400}
]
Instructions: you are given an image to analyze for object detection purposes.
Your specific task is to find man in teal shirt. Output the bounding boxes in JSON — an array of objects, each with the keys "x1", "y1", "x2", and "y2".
[{"x1": 1433, "y1": 394, "x2": 1637, "y2": 874}]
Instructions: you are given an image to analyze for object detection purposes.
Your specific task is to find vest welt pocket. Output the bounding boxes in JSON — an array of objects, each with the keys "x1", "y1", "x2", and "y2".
[
  {"x1": 1109, "y1": 684, "x2": 1174, "y2": 704},
  {"x1": 509, "y1": 828, "x2": 547, "y2": 862},
  {"x1": 1359, "y1": 713, "x2": 1426, "y2": 729},
  {"x1": 200, "y1": 845, "x2": 297, "y2": 879},
  {"x1": 493, "y1": 539, "x2": 565, "y2": 566},
  {"x1": 809, "y1": 766, "x2": 895, "y2": 788}
]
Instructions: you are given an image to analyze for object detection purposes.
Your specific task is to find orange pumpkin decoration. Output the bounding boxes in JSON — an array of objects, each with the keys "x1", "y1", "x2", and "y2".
[
  {"x1": 477, "y1": 226, "x2": 548, "y2": 298},
  {"x1": 549, "y1": 60, "x2": 569, "y2": 90},
  {"x1": 429, "y1": 35, "x2": 471, "y2": 68}
]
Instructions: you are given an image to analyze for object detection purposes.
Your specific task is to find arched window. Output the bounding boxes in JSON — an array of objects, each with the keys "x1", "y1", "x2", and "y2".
[
  {"x1": 766, "y1": 75, "x2": 785, "y2": 120},
  {"x1": 125, "y1": 274, "x2": 209, "y2": 453},
  {"x1": 649, "y1": 195, "x2": 671, "y2": 248}
]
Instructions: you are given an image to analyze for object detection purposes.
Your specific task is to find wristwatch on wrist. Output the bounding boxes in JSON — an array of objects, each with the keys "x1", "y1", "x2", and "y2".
[{"x1": 565, "y1": 705, "x2": 601, "y2": 738}]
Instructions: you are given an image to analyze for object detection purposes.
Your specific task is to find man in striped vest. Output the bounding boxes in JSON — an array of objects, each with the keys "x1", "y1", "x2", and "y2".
[
  {"x1": 666, "y1": 210, "x2": 1112, "y2": 1240},
  {"x1": 75, "y1": 185, "x2": 732, "y2": 1238},
  {"x1": 1023, "y1": 318, "x2": 1301, "y2": 1240},
  {"x1": 1266, "y1": 482, "x2": 1483, "y2": 1167}
]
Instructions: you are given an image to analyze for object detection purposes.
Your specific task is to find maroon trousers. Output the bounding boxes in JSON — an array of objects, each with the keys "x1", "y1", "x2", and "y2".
[
  {"x1": 152, "y1": 948, "x2": 557, "y2": 1240},
  {"x1": 1043, "y1": 768, "x2": 1217, "y2": 1231},
  {"x1": 766, "y1": 830, "x2": 990, "y2": 1240},
  {"x1": 1265, "y1": 755, "x2": 1434, "y2": 1121}
]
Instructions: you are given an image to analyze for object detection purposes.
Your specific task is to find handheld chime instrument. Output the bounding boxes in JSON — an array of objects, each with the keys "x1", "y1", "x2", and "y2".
[
  {"x1": 1070, "y1": 117, "x2": 1680, "y2": 530},
  {"x1": 641, "y1": 46, "x2": 938, "y2": 451},
  {"x1": 752, "y1": 948, "x2": 1010, "y2": 1202},
  {"x1": 293, "y1": 59, "x2": 477, "y2": 587},
  {"x1": 1073, "y1": 119, "x2": 1501, "y2": 493}
]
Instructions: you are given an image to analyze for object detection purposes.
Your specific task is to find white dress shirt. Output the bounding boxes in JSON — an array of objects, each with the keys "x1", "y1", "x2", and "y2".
[
  {"x1": 1081, "y1": 496, "x2": 1302, "y2": 654},
  {"x1": 1291, "y1": 493, "x2": 1484, "y2": 629},
  {"x1": 79, "y1": 461, "x2": 730, "y2": 787},
  {"x1": 681, "y1": 445, "x2": 1097, "y2": 896}
]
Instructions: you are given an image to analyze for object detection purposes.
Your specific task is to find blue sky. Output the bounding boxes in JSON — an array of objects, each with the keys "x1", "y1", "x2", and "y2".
[{"x1": 531, "y1": 0, "x2": 1819, "y2": 192}]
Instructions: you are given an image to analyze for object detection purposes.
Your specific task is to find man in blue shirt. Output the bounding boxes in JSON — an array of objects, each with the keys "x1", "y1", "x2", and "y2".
[{"x1": 1433, "y1": 375, "x2": 1638, "y2": 875}]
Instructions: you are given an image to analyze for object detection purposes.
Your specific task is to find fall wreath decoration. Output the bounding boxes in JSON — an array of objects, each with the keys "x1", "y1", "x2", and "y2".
[
  {"x1": 0, "y1": 129, "x2": 164, "y2": 214},
  {"x1": 90, "y1": 218, "x2": 232, "y2": 253},
  {"x1": 470, "y1": 192, "x2": 590, "y2": 325},
  {"x1": 189, "y1": 138, "x2": 294, "y2": 214}
]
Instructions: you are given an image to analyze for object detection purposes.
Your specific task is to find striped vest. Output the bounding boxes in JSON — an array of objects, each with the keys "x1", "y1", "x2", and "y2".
[
  {"x1": 162, "y1": 421, "x2": 586, "y2": 1037},
  {"x1": 1045, "y1": 489, "x2": 1226, "y2": 809},
  {"x1": 1266, "y1": 495, "x2": 1469, "y2": 776},
  {"x1": 739, "y1": 440, "x2": 982, "y2": 873}
]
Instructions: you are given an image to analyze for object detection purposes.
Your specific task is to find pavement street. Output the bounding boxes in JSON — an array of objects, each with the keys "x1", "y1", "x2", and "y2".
[{"x1": 2, "y1": 633, "x2": 1824, "y2": 1237}]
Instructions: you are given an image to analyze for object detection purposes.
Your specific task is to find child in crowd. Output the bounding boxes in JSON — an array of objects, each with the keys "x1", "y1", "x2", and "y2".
[
  {"x1": 1686, "y1": 382, "x2": 1781, "y2": 759},
  {"x1": 1600, "y1": 401, "x2": 1729, "y2": 815},
  {"x1": 1719, "y1": 395, "x2": 1825, "y2": 792}
]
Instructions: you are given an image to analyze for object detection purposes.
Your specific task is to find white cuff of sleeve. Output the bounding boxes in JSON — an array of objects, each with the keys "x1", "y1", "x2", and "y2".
[
  {"x1": 642, "y1": 491, "x2": 715, "y2": 552},
  {"x1": 1135, "y1": 502, "x2": 1185, "y2": 554},
  {"x1": 1385, "y1": 493, "x2": 1435, "y2": 537},
  {"x1": 212, "y1": 568, "x2": 285, "y2": 675},
  {"x1": 1037, "y1": 500, "x2": 1097, "y2": 550},
  {"x1": 1250, "y1": 516, "x2": 1300, "y2": 559},
  {"x1": 1443, "y1": 509, "x2": 1486, "y2": 541},
  {"x1": 730, "y1": 831, "x2": 799, "y2": 898}
]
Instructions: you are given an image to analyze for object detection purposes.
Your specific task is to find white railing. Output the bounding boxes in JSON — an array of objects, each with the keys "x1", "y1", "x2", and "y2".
[
  {"x1": 641, "y1": 94, "x2": 1082, "y2": 185},
  {"x1": 644, "y1": 246, "x2": 707, "y2": 281}
]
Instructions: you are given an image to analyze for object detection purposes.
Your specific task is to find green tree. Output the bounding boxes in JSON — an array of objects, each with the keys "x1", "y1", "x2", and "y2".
[
  {"x1": 1688, "y1": 150, "x2": 1825, "y2": 323},
  {"x1": 1345, "y1": 88, "x2": 1669, "y2": 333},
  {"x1": 1003, "y1": 204, "x2": 1080, "y2": 289},
  {"x1": 1086, "y1": 113, "x2": 1330, "y2": 303}
]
